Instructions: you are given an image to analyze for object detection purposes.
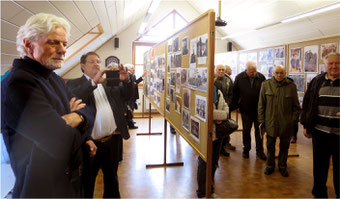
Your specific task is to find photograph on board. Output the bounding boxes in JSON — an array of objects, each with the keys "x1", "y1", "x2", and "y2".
[
  {"x1": 195, "y1": 95, "x2": 207, "y2": 122},
  {"x1": 182, "y1": 36, "x2": 189, "y2": 56},
  {"x1": 190, "y1": 38, "x2": 197, "y2": 68},
  {"x1": 275, "y1": 47, "x2": 285, "y2": 59},
  {"x1": 289, "y1": 47, "x2": 303, "y2": 73},
  {"x1": 304, "y1": 45, "x2": 318, "y2": 73},
  {"x1": 183, "y1": 88, "x2": 191, "y2": 110},
  {"x1": 181, "y1": 68, "x2": 188, "y2": 86},
  {"x1": 321, "y1": 42, "x2": 338, "y2": 59},
  {"x1": 288, "y1": 74, "x2": 305, "y2": 93},
  {"x1": 190, "y1": 116, "x2": 200, "y2": 141},
  {"x1": 182, "y1": 109, "x2": 190, "y2": 131}
]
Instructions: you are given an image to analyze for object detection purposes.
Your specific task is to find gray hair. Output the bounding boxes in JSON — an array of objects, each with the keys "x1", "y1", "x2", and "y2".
[
  {"x1": 324, "y1": 52, "x2": 340, "y2": 63},
  {"x1": 246, "y1": 61, "x2": 257, "y2": 70},
  {"x1": 16, "y1": 13, "x2": 70, "y2": 58}
]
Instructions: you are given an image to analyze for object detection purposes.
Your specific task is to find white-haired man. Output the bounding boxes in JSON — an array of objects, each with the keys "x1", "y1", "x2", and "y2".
[
  {"x1": 301, "y1": 52, "x2": 340, "y2": 198},
  {"x1": 258, "y1": 65, "x2": 300, "y2": 177},
  {"x1": 1, "y1": 13, "x2": 94, "y2": 197},
  {"x1": 232, "y1": 61, "x2": 267, "y2": 160}
]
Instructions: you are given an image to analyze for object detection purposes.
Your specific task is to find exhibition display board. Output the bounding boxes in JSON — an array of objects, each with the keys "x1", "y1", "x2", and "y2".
[
  {"x1": 143, "y1": 10, "x2": 216, "y2": 161},
  {"x1": 216, "y1": 35, "x2": 340, "y2": 103}
]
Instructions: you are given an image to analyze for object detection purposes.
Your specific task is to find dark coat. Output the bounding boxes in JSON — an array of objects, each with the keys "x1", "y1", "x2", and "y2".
[
  {"x1": 66, "y1": 75, "x2": 132, "y2": 140},
  {"x1": 1, "y1": 57, "x2": 94, "y2": 198},
  {"x1": 232, "y1": 71, "x2": 266, "y2": 114},
  {"x1": 300, "y1": 73, "x2": 327, "y2": 134}
]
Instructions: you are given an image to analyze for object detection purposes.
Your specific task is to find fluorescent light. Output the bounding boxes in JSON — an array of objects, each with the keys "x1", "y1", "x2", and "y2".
[
  {"x1": 138, "y1": 22, "x2": 147, "y2": 34},
  {"x1": 221, "y1": 29, "x2": 256, "y2": 40},
  {"x1": 281, "y1": 2, "x2": 340, "y2": 23},
  {"x1": 148, "y1": 0, "x2": 160, "y2": 14}
]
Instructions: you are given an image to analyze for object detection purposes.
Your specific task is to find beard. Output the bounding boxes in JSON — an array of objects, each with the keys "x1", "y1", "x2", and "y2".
[{"x1": 45, "y1": 56, "x2": 65, "y2": 70}]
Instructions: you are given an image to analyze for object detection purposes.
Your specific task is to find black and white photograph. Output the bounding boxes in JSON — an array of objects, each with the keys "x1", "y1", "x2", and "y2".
[
  {"x1": 196, "y1": 68, "x2": 208, "y2": 92},
  {"x1": 267, "y1": 48, "x2": 274, "y2": 64},
  {"x1": 170, "y1": 88, "x2": 175, "y2": 103},
  {"x1": 170, "y1": 72, "x2": 176, "y2": 86},
  {"x1": 197, "y1": 34, "x2": 208, "y2": 65},
  {"x1": 190, "y1": 38, "x2": 197, "y2": 68},
  {"x1": 181, "y1": 68, "x2": 188, "y2": 86},
  {"x1": 190, "y1": 116, "x2": 200, "y2": 141},
  {"x1": 306, "y1": 74, "x2": 317, "y2": 88},
  {"x1": 173, "y1": 37, "x2": 179, "y2": 52},
  {"x1": 156, "y1": 94, "x2": 161, "y2": 107},
  {"x1": 195, "y1": 95, "x2": 207, "y2": 122},
  {"x1": 182, "y1": 109, "x2": 190, "y2": 131},
  {"x1": 247, "y1": 52, "x2": 257, "y2": 63},
  {"x1": 182, "y1": 37, "x2": 189, "y2": 56},
  {"x1": 267, "y1": 65, "x2": 274, "y2": 78},
  {"x1": 259, "y1": 50, "x2": 267, "y2": 62},
  {"x1": 290, "y1": 47, "x2": 303, "y2": 73},
  {"x1": 176, "y1": 69, "x2": 181, "y2": 93},
  {"x1": 151, "y1": 59, "x2": 156, "y2": 69},
  {"x1": 304, "y1": 45, "x2": 318, "y2": 73},
  {"x1": 319, "y1": 64, "x2": 326, "y2": 74},
  {"x1": 188, "y1": 68, "x2": 198, "y2": 88},
  {"x1": 275, "y1": 47, "x2": 285, "y2": 59},
  {"x1": 288, "y1": 74, "x2": 305, "y2": 93},
  {"x1": 168, "y1": 42, "x2": 172, "y2": 53},
  {"x1": 175, "y1": 96, "x2": 181, "y2": 114},
  {"x1": 166, "y1": 98, "x2": 170, "y2": 113},
  {"x1": 157, "y1": 54, "x2": 166, "y2": 68},
  {"x1": 183, "y1": 88, "x2": 191, "y2": 110},
  {"x1": 166, "y1": 79, "x2": 170, "y2": 96},
  {"x1": 170, "y1": 53, "x2": 175, "y2": 68},
  {"x1": 167, "y1": 53, "x2": 171, "y2": 72},
  {"x1": 174, "y1": 52, "x2": 182, "y2": 68},
  {"x1": 321, "y1": 42, "x2": 338, "y2": 59}
]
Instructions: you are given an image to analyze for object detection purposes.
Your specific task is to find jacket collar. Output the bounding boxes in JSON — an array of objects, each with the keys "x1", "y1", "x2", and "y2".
[{"x1": 13, "y1": 56, "x2": 53, "y2": 79}]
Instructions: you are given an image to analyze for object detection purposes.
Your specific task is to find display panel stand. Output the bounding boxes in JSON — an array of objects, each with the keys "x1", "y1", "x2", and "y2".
[
  {"x1": 137, "y1": 103, "x2": 162, "y2": 136},
  {"x1": 134, "y1": 95, "x2": 150, "y2": 119},
  {"x1": 146, "y1": 118, "x2": 184, "y2": 168}
]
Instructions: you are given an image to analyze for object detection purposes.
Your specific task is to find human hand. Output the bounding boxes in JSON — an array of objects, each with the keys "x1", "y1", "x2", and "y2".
[
  {"x1": 86, "y1": 140, "x2": 97, "y2": 157},
  {"x1": 93, "y1": 68, "x2": 112, "y2": 84},
  {"x1": 119, "y1": 64, "x2": 130, "y2": 81},
  {"x1": 62, "y1": 112, "x2": 83, "y2": 128},
  {"x1": 336, "y1": 112, "x2": 340, "y2": 118},
  {"x1": 69, "y1": 97, "x2": 86, "y2": 112},
  {"x1": 303, "y1": 128, "x2": 312, "y2": 139},
  {"x1": 141, "y1": 72, "x2": 146, "y2": 78}
]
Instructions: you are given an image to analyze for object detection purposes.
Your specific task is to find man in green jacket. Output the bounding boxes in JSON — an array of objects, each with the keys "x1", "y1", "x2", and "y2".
[{"x1": 258, "y1": 65, "x2": 300, "y2": 177}]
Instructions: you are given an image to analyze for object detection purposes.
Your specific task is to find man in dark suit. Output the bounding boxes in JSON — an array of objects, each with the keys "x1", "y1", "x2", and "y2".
[
  {"x1": 1, "y1": 13, "x2": 94, "y2": 198},
  {"x1": 67, "y1": 52, "x2": 132, "y2": 198}
]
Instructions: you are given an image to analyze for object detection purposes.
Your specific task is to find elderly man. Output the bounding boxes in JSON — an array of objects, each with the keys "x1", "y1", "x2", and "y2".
[
  {"x1": 67, "y1": 52, "x2": 132, "y2": 198},
  {"x1": 232, "y1": 61, "x2": 267, "y2": 160},
  {"x1": 258, "y1": 65, "x2": 300, "y2": 177},
  {"x1": 301, "y1": 52, "x2": 339, "y2": 198},
  {"x1": 1, "y1": 13, "x2": 94, "y2": 197},
  {"x1": 215, "y1": 64, "x2": 234, "y2": 156},
  {"x1": 225, "y1": 65, "x2": 232, "y2": 76}
]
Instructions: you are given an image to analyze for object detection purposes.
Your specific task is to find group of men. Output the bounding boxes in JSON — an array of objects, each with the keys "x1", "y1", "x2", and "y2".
[
  {"x1": 215, "y1": 52, "x2": 339, "y2": 197},
  {"x1": 1, "y1": 12, "x2": 339, "y2": 198},
  {"x1": 1, "y1": 13, "x2": 140, "y2": 198}
]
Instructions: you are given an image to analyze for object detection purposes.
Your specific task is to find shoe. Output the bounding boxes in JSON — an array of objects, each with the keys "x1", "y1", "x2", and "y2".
[
  {"x1": 211, "y1": 193, "x2": 220, "y2": 198},
  {"x1": 220, "y1": 149, "x2": 230, "y2": 157},
  {"x1": 129, "y1": 125, "x2": 138, "y2": 129},
  {"x1": 256, "y1": 152, "x2": 267, "y2": 160},
  {"x1": 132, "y1": 120, "x2": 136, "y2": 124},
  {"x1": 242, "y1": 151, "x2": 249, "y2": 159},
  {"x1": 264, "y1": 167, "x2": 275, "y2": 175},
  {"x1": 290, "y1": 136, "x2": 297, "y2": 143},
  {"x1": 226, "y1": 143, "x2": 236, "y2": 151},
  {"x1": 279, "y1": 168, "x2": 289, "y2": 177}
]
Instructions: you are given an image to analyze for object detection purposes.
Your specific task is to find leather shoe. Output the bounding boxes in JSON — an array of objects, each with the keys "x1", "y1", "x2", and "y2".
[
  {"x1": 242, "y1": 151, "x2": 249, "y2": 159},
  {"x1": 226, "y1": 143, "x2": 236, "y2": 151},
  {"x1": 220, "y1": 149, "x2": 230, "y2": 157},
  {"x1": 129, "y1": 125, "x2": 138, "y2": 129},
  {"x1": 279, "y1": 168, "x2": 289, "y2": 177},
  {"x1": 264, "y1": 167, "x2": 274, "y2": 175},
  {"x1": 256, "y1": 152, "x2": 267, "y2": 160}
]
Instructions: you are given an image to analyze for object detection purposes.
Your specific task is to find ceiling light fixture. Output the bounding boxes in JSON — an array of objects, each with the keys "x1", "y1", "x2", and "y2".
[
  {"x1": 138, "y1": 0, "x2": 161, "y2": 35},
  {"x1": 281, "y1": 2, "x2": 340, "y2": 23}
]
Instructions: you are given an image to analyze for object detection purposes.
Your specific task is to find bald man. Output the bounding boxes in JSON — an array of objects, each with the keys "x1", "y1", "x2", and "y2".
[
  {"x1": 232, "y1": 61, "x2": 267, "y2": 160},
  {"x1": 258, "y1": 65, "x2": 300, "y2": 177}
]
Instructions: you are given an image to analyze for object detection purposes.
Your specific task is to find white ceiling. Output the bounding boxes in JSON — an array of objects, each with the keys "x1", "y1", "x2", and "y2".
[{"x1": 1, "y1": 0, "x2": 340, "y2": 74}]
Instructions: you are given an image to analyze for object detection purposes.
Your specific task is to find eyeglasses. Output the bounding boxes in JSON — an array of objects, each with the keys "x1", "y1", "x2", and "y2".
[
  {"x1": 87, "y1": 60, "x2": 101, "y2": 64},
  {"x1": 274, "y1": 72, "x2": 285, "y2": 75}
]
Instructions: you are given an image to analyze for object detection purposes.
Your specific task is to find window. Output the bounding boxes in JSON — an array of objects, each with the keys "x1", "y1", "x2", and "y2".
[{"x1": 133, "y1": 10, "x2": 188, "y2": 81}]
